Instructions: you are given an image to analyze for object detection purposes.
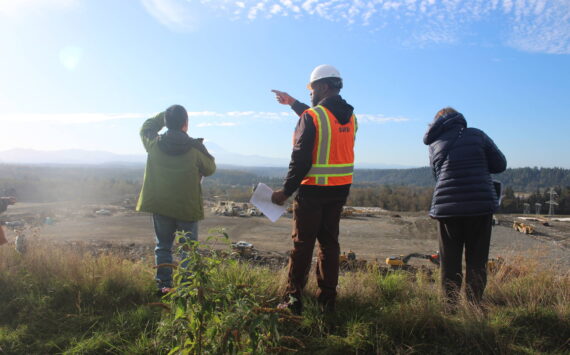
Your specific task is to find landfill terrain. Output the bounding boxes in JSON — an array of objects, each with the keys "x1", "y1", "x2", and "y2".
[{"x1": 3, "y1": 201, "x2": 569, "y2": 271}]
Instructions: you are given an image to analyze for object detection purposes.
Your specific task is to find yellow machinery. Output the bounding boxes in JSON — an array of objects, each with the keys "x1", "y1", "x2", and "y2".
[
  {"x1": 341, "y1": 207, "x2": 355, "y2": 218},
  {"x1": 385, "y1": 252, "x2": 440, "y2": 269},
  {"x1": 385, "y1": 252, "x2": 503, "y2": 272},
  {"x1": 513, "y1": 221, "x2": 534, "y2": 234}
]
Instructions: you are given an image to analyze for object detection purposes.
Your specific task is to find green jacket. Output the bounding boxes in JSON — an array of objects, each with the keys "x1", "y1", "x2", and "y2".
[{"x1": 136, "y1": 112, "x2": 216, "y2": 221}]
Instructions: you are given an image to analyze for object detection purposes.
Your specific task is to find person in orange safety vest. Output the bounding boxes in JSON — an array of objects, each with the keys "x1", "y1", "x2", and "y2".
[{"x1": 271, "y1": 64, "x2": 357, "y2": 314}]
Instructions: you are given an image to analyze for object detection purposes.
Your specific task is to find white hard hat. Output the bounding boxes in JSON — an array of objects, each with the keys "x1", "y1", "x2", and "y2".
[{"x1": 308, "y1": 64, "x2": 341, "y2": 88}]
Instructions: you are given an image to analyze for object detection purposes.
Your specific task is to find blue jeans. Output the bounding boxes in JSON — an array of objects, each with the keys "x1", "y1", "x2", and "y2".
[{"x1": 153, "y1": 213, "x2": 198, "y2": 289}]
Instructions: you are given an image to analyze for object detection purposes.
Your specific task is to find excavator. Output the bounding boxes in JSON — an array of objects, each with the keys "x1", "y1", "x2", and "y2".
[
  {"x1": 385, "y1": 252, "x2": 440, "y2": 269},
  {"x1": 385, "y1": 251, "x2": 504, "y2": 273}
]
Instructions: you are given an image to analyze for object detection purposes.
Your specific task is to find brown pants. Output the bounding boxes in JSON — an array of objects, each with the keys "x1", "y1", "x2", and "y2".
[{"x1": 285, "y1": 195, "x2": 345, "y2": 304}]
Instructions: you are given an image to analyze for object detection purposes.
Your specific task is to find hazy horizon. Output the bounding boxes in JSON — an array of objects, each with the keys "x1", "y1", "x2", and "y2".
[
  {"x1": 1, "y1": 146, "x2": 569, "y2": 170},
  {"x1": 1, "y1": 1, "x2": 569, "y2": 168}
]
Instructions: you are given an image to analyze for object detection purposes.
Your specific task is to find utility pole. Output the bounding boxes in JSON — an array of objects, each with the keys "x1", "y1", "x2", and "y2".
[
  {"x1": 545, "y1": 188, "x2": 559, "y2": 216},
  {"x1": 535, "y1": 203, "x2": 542, "y2": 215},
  {"x1": 523, "y1": 203, "x2": 530, "y2": 215}
]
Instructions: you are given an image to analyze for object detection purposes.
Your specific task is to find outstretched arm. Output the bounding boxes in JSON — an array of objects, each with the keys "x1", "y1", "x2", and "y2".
[{"x1": 271, "y1": 90, "x2": 310, "y2": 117}]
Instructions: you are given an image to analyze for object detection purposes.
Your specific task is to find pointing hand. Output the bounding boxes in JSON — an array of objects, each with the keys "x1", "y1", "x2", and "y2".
[{"x1": 271, "y1": 90, "x2": 296, "y2": 106}]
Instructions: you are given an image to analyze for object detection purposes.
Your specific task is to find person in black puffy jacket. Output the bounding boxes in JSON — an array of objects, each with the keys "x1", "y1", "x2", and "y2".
[{"x1": 424, "y1": 107, "x2": 506, "y2": 306}]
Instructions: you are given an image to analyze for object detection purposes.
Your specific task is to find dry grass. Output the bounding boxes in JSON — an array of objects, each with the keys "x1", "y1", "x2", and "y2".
[
  {"x1": 1, "y1": 237, "x2": 569, "y2": 354},
  {"x1": 0, "y1": 238, "x2": 161, "y2": 354}
]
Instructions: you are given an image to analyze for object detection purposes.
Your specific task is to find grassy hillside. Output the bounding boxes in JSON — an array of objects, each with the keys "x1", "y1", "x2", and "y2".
[{"x1": 1, "y1": 234, "x2": 568, "y2": 354}]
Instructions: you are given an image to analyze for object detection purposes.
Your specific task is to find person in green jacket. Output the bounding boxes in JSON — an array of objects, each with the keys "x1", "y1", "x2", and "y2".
[{"x1": 136, "y1": 104, "x2": 216, "y2": 294}]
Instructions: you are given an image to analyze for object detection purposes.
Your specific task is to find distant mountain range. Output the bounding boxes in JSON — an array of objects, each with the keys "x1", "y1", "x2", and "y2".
[
  {"x1": 0, "y1": 149, "x2": 145, "y2": 165},
  {"x1": 0, "y1": 146, "x2": 413, "y2": 169}
]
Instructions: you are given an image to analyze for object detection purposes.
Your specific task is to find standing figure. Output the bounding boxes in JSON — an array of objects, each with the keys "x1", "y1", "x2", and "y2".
[
  {"x1": 424, "y1": 107, "x2": 506, "y2": 306},
  {"x1": 271, "y1": 65, "x2": 357, "y2": 314},
  {"x1": 136, "y1": 105, "x2": 216, "y2": 294}
]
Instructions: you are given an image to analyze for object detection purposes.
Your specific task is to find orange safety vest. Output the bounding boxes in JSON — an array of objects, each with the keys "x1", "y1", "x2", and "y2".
[{"x1": 300, "y1": 105, "x2": 357, "y2": 186}]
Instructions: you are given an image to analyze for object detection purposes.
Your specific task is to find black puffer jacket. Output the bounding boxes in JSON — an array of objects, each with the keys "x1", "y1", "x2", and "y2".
[{"x1": 423, "y1": 112, "x2": 507, "y2": 218}]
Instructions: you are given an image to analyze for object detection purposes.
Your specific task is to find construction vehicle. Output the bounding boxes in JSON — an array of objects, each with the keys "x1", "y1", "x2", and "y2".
[
  {"x1": 386, "y1": 251, "x2": 504, "y2": 274},
  {"x1": 385, "y1": 252, "x2": 440, "y2": 269},
  {"x1": 247, "y1": 207, "x2": 262, "y2": 217},
  {"x1": 513, "y1": 221, "x2": 534, "y2": 234},
  {"x1": 231, "y1": 241, "x2": 255, "y2": 257},
  {"x1": 487, "y1": 256, "x2": 504, "y2": 273},
  {"x1": 341, "y1": 207, "x2": 355, "y2": 218},
  {"x1": 339, "y1": 250, "x2": 367, "y2": 271},
  {"x1": 95, "y1": 209, "x2": 112, "y2": 216},
  {"x1": 5, "y1": 221, "x2": 25, "y2": 229}
]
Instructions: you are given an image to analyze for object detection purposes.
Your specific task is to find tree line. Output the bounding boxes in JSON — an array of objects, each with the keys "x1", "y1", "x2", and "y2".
[{"x1": 1, "y1": 164, "x2": 569, "y2": 214}]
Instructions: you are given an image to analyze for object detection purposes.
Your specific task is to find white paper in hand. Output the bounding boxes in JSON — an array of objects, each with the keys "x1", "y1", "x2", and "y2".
[{"x1": 249, "y1": 183, "x2": 287, "y2": 223}]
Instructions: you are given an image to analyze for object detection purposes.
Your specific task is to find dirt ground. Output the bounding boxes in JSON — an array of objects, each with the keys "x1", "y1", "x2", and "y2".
[{"x1": 3, "y1": 202, "x2": 569, "y2": 270}]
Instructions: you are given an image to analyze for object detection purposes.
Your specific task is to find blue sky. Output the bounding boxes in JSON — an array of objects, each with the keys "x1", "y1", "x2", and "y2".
[{"x1": 0, "y1": 0, "x2": 568, "y2": 168}]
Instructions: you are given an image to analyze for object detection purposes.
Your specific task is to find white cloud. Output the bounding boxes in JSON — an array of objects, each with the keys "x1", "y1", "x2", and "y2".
[
  {"x1": 357, "y1": 114, "x2": 410, "y2": 124},
  {"x1": 0, "y1": 110, "x2": 408, "y2": 125},
  {"x1": 270, "y1": 4, "x2": 283, "y2": 15},
  {"x1": 507, "y1": 0, "x2": 570, "y2": 54},
  {"x1": 141, "y1": 0, "x2": 198, "y2": 31},
  {"x1": 0, "y1": 113, "x2": 149, "y2": 124},
  {"x1": 196, "y1": 122, "x2": 239, "y2": 127},
  {"x1": 139, "y1": 0, "x2": 570, "y2": 54},
  {"x1": 0, "y1": 0, "x2": 77, "y2": 16}
]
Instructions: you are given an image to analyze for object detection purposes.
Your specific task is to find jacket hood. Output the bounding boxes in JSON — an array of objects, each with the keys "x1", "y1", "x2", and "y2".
[
  {"x1": 423, "y1": 112, "x2": 467, "y2": 145},
  {"x1": 158, "y1": 130, "x2": 213, "y2": 157},
  {"x1": 319, "y1": 95, "x2": 354, "y2": 125},
  {"x1": 158, "y1": 130, "x2": 193, "y2": 155}
]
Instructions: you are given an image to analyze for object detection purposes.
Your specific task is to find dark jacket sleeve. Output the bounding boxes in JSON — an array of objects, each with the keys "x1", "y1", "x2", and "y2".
[
  {"x1": 283, "y1": 112, "x2": 315, "y2": 196},
  {"x1": 483, "y1": 133, "x2": 507, "y2": 174},
  {"x1": 291, "y1": 100, "x2": 310, "y2": 117}
]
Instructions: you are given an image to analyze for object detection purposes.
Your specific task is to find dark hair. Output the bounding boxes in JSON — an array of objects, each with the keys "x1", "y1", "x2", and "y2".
[
  {"x1": 435, "y1": 107, "x2": 459, "y2": 120},
  {"x1": 164, "y1": 104, "x2": 188, "y2": 130},
  {"x1": 313, "y1": 77, "x2": 343, "y2": 91}
]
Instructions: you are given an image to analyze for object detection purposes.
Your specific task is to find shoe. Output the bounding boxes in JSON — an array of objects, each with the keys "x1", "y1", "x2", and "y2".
[
  {"x1": 317, "y1": 293, "x2": 336, "y2": 314},
  {"x1": 156, "y1": 287, "x2": 174, "y2": 297},
  {"x1": 277, "y1": 297, "x2": 302, "y2": 315},
  {"x1": 319, "y1": 300, "x2": 335, "y2": 314}
]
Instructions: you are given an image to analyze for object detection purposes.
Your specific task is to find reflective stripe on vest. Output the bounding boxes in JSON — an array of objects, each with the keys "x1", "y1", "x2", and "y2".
[{"x1": 303, "y1": 105, "x2": 355, "y2": 186}]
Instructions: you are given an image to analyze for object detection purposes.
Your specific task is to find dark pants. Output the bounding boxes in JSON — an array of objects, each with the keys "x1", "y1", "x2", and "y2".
[
  {"x1": 285, "y1": 195, "x2": 346, "y2": 306},
  {"x1": 438, "y1": 214, "x2": 493, "y2": 304}
]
